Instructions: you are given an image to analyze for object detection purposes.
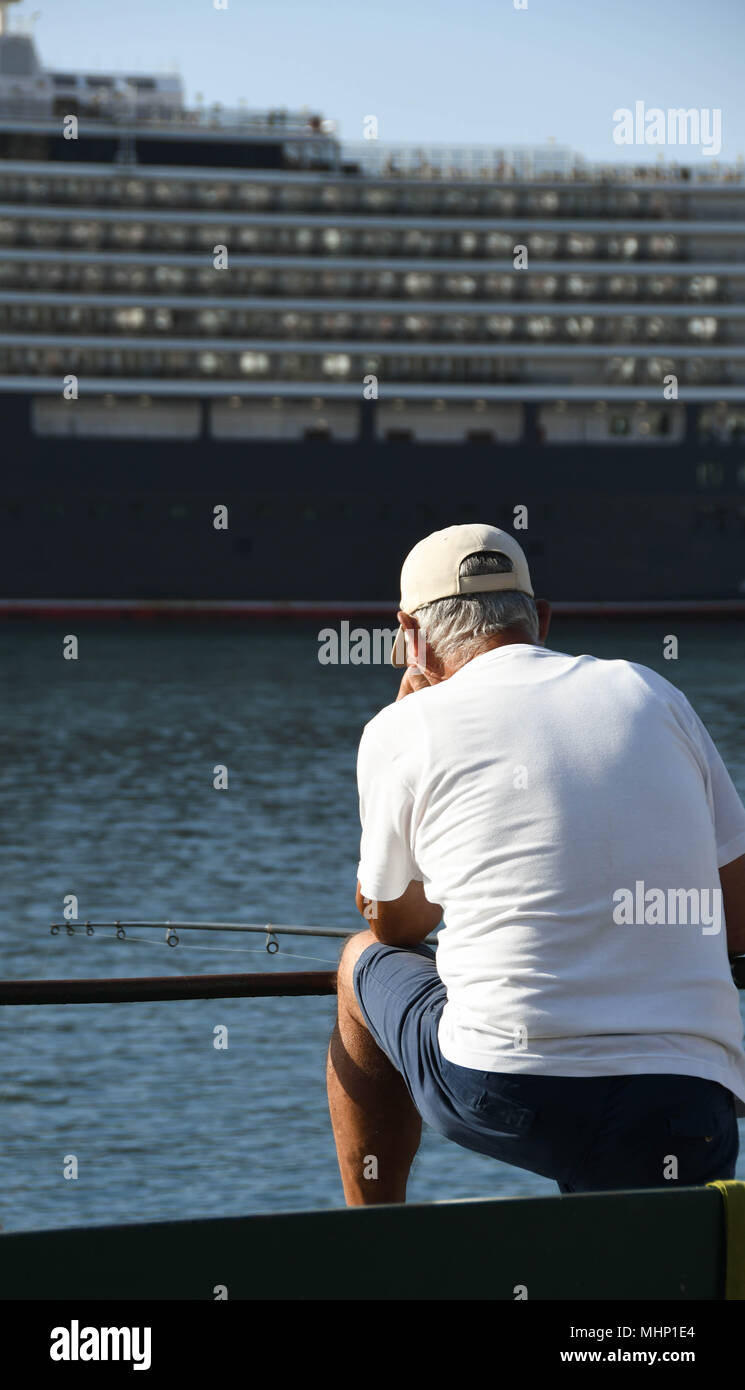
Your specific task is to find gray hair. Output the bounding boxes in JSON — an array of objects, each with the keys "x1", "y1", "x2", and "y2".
[{"x1": 414, "y1": 551, "x2": 540, "y2": 665}]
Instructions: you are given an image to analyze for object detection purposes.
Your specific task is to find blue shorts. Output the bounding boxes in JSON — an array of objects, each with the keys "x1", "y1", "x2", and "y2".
[{"x1": 353, "y1": 942, "x2": 739, "y2": 1193}]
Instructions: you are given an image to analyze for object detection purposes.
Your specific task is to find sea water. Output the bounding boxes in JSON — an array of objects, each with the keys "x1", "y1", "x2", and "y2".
[{"x1": 0, "y1": 618, "x2": 743, "y2": 1232}]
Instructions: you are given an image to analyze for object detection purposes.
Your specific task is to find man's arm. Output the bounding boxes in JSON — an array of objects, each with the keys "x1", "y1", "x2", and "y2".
[
  {"x1": 355, "y1": 878, "x2": 442, "y2": 948},
  {"x1": 721, "y1": 853, "x2": 745, "y2": 956}
]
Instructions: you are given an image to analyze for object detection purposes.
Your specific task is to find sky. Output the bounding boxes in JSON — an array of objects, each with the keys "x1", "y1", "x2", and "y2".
[{"x1": 10, "y1": 0, "x2": 745, "y2": 162}]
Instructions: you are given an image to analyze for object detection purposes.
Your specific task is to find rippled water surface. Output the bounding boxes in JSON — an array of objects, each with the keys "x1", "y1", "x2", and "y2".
[{"x1": 1, "y1": 618, "x2": 743, "y2": 1232}]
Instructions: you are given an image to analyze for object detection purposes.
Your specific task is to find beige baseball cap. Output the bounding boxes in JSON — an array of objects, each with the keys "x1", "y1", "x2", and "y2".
[{"x1": 391, "y1": 523, "x2": 533, "y2": 668}]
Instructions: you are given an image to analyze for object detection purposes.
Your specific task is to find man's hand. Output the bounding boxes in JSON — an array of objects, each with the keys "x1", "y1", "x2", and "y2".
[
  {"x1": 396, "y1": 665, "x2": 437, "y2": 700},
  {"x1": 394, "y1": 611, "x2": 445, "y2": 700}
]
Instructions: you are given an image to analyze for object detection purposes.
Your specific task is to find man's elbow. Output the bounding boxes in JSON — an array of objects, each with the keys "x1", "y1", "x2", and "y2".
[{"x1": 721, "y1": 855, "x2": 745, "y2": 956}]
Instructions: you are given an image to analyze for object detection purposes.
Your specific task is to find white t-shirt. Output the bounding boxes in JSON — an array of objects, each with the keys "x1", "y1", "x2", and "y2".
[{"x1": 356, "y1": 644, "x2": 745, "y2": 1111}]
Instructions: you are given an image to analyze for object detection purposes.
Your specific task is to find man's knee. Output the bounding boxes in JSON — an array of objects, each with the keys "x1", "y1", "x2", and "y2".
[{"x1": 337, "y1": 928, "x2": 378, "y2": 1002}]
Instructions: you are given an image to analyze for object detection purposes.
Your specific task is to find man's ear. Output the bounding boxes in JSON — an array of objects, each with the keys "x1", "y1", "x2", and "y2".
[
  {"x1": 397, "y1": 610, "x2": 440, "y2": 675},
  {"x1": 535, "y1": 599, "x2": 552, "y2": 643}
]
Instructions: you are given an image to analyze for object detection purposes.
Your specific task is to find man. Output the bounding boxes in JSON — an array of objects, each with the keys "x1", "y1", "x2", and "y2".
[{"x1": 326, "y1": 522, "x2": 745, "y2": 1204}]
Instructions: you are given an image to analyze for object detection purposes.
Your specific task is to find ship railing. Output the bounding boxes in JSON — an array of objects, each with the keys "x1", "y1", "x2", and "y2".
[
  {"x1": 342, "y1": 141, "x2": 745, "y2": 185},
  {"x1": 0, "y1": 97, "x2": 330, "y2": 135}
]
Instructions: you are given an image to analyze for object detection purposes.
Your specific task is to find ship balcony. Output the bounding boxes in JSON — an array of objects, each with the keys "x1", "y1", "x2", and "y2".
[
  {"x1": 0, "y1": 161, "x2": 743, "y2": 220},
  {"x1": 0, "y1": 205, "x2": 743, "y2": 264},
  {"x1": 1, "y1": 250, "x2": 743, "y2": 305},
  {"x1": 1, "y1": 336, "x2": 745, "y2": 396},
  {"x1": 0, "y1": 296, "x2": 743, "y2": 346}
]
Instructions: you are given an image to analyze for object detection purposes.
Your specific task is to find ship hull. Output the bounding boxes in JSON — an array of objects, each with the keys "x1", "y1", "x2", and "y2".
[{"x1": 1, "y1": 392, "x2": 743, "y2": 607}]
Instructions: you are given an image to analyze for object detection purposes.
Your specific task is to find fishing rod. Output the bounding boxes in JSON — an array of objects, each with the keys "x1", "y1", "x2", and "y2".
[
  {"x1": 46, "y1": 922, "x2": 745, "y2": 987},
  {"x1": 47, "y1": 920, "x2": 440, "y2": 951},
  {"x1": 0, "y1": 920, "x2": 352, "y2": 1005},
  {"x1": 0, "y1": 921, "x2": 738, "y2": 1008},
  {"x1": 0, "y1": 917, "x2": 434, "y2": 1007},
  {"x1": 0, "y1": 918, "x2": 438, "y2": 1006}
]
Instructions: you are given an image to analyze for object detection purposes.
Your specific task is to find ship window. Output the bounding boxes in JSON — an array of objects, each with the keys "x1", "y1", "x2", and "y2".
[
  {"x1": 322, "y1": 228, "x2": 345, "y2": 252},
  {"x1": 688, "y1": 316, "x2": 718, "y2": 341},
  {"x1": 484, "y1": 233, "x2": 513, "y2": 256},
  {"x1": 567, "y1": 233, "x2": 597, "y2": 256},
  {"x1": 529, "y1": 234, "x2": 559, "y2": 258},
  {"x1": 322, "y1": 353, "x2": 351, "y2": 377},
  {"x1": 606, "y1": 236, "x2": 638, "y2": 259},
  {"x1": 70, "y1": 222, "x2": 100, "y2": 245},
  {"x1": 566, "y1": 274, "x2": 596, "y2": 297},
  {"x1": 696, "y1": 462, "x2": 724, "y2": 487},
  {"x1": 154, "y1": 266, "x2": 185, "y2": 289},
  {"x1": 362, "y1": 188, "x2": 393, "y2": 210},
  {"x1": 648, "y1": 276, "x2": 676, "y2": 299},
  {"x1": 486, "y1": 316, "x2": 514, "y2": 337},
  {"x1": 199, "y1": 352, "x2": 224, "y2": 374},
  {"x1": 279, "y1": 186, "x2": 309, "y2": 210},
  {"x1": 31, "y1": 398, "x2": 201, "y2": 439},
  {"x1": 445, "y1": 275, "x2": 476, "y2": 297},
  {"x1": 28, "y1": 221, "x2": 58, "y2": 245},
  {"x1": 158, "y1": 224, "x2": 189, "y2": 247},
  {"x1": 239, "y1": 352, "x2": 270, "y2": 374},
  {"x1": 53, "y1": 74, "x2": 77, "y2": 86},
  {"x1": 527, "y1": 315, "x2": 555, "y2": 339},
  {"x1": 566, "y1": 316, "x2": 595, "y2": 340},
  {"x1": 607, "y1": 356, "x2": 637, "y2": 382},
  {"x1": 112, "y1": 223, "x2": 146, "y2": 246},
  {"x1": 645, "y1": 316, "x2": 667, "y2": 340},
  {"x1": 608, "y1": 275, "x2": 638, "y2": 297},
  {"x1": 80, "y1": 266, "x2": 104, "y2": 288},
  {"x1": 239, "y1": 184, "x2": 271, "y2": 208},
  {"x1": 527, "y1": 275, "x2": 558, "y2": 298},
  {"x1": 649, "y1": 235, "x2": 678, "y2": 257},
  {"x1": 689, "y1": 275, "x2": 718, "y2": 300},
  {"x1": 459, "y1": 233, "x2": 479, "y2": 254},
  {"x1": 152, "y1": 181, "x2": 181, "y2": 204},
  {"x1": 114, "y1": 307, "x2": 146, "y2": 330},
  {"x1": 530, "y1": 191, "x2": 560, "y2": 213},
  {"x1": 86, "y1": 76, "x2": 115, "y2": 87},
  {"x1": 699, "y1": 407, "x2": 745, "y2": 443},
  {"x1": 483, "y1": 274, "x2": 514, "y2": 297}
]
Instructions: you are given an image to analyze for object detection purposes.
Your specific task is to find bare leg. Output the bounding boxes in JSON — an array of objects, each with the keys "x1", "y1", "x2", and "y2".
[{"x1": 327, "y1": 930, "x2": 422, "y2": 1206}]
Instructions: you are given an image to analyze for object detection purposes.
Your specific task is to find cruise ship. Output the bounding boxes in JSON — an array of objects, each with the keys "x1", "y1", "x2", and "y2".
[{"x1": 1, "y1": 1, "x2": 745, "y2": 615}]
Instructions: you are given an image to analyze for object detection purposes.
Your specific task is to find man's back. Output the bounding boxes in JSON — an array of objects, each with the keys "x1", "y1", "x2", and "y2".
[{"x1": 358, "y1": 644, "x2": 745, "y2": 1105}]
